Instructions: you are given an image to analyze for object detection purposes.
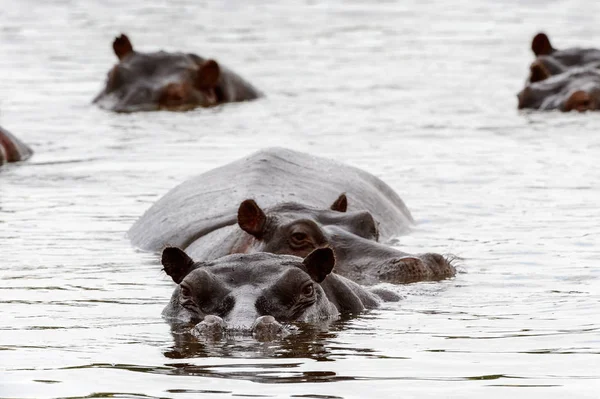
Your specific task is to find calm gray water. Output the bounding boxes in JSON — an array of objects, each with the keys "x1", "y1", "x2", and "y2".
[{"x1": 1, "y1": 1, "x2": 599, "y2": 398}]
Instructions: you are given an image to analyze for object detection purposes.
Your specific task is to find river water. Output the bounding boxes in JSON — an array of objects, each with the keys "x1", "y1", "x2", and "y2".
[{"x1": 1, "y1": 1, "x2": 599, "y2": 398}]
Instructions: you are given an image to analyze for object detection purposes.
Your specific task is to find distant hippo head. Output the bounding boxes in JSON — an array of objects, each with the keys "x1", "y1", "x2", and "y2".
[
  {"x1": 93, "y1": 34, "x2": 250, "y2": 112},
  {"x1": 518, "y1": 65, "x2": 600, "y2": 112},
  {"x1": 161, "y1": 247, "x2": 339, "y2": 341},
  {"x1": 234, "y1": 195, "x2": 455, "y2": 285}
]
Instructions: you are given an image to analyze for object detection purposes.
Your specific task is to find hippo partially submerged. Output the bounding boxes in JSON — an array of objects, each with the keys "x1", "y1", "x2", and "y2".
[
  {"x1": 0, "y1": 126, "x2": 32, "y2": 166},
  {"x1": 518, "y1": 33, "x2": 600, "y2": 111},
  {"x1": 518, "y1": 64, "x2": 600, "y2": 112},
  {"x1": 130, "y1": 148, "x2": 455, "y2": 285},
  {"x1": 161, "y1": 247, "x2": 393, "y2": 340},
  {"x1": 94, "y1": 34, "x2": 261, "y2": 112}
]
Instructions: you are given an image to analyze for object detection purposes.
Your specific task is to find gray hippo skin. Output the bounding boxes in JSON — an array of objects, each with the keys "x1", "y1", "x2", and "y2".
[
  {"x1": 0, "y1": 126, "x2": 32, "y2": 166},
  {"x1": 161, "y1": 247, "x2": 391, "y2": 341},
  {"x1": 518, "y1": 64, "x2": 600, "y2": 112},
  {"x1": 93, "y1": 34, "x2": 261, "y2": 112},
  {"x1": 129, "y1": 148, "x2": 455, "y2": 285}
]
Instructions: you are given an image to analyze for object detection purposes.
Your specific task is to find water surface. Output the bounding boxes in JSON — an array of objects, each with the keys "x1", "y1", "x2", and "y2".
[{"x1": 1, "y1": 1, "x2": 599, "y2": 398}]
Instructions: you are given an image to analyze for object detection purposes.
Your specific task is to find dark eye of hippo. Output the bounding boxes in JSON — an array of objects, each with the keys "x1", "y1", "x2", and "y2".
[
  {"x1": 254, "y1": 269, "x2": 317, "y2": 323},
  {"x1": 285, "y1": 220, "x2": 327, "y2": 254},
  {"x1": 178, "y1": 270, "x2": 233, "y2": 321}
]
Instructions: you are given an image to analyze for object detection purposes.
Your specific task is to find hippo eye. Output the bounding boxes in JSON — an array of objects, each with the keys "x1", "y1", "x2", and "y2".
[
  {"x1": 180, "y1": 285, "x2": 192, "y2": 298},
  {"x1": 291, "y1": 232, "x2": 308, "y2": 242},
  {"x1": 301, "y1": 283, "x2": 315, "y2": 297}
]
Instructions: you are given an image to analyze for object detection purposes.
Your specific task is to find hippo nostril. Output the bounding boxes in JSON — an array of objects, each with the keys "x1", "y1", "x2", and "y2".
[
  {"x1": 252, "y1": 315, "x2": 288, "y2": 341},
  {"x1": 191, "y1": 315, "x2": 226, "y2": 339}
]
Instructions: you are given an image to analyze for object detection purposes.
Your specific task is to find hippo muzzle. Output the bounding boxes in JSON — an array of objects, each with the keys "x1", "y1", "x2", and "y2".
[{"x1": 190, "y1": 315, "x2": 289, "y2": 341}]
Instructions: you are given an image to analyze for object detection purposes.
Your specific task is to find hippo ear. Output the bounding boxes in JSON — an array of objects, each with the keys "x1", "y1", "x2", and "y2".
[
  {"x1": 330, "y1": 193, "x2": 348, "y2": 212},
  {"x1": 113, "y1": 34, "x2": 134, "y2": 60},
  {"x1": 303, "y1": 247, "x2": 335, "y2": 283},
  {"x1": 196, "y1": 60, "x2": 221, "y2": 90},
  {"x1": 238, "y1": 199, "x2": 267, "y2": 238},
  {"x1": 532, "y1": 33, "x2": 554, "y2": 56},
  {"x1": 529, "y1": 61, "x2": 551, "y2": 83},
  {"x1": 162, "y1": 247, "x2": 195, "y2": 284}
]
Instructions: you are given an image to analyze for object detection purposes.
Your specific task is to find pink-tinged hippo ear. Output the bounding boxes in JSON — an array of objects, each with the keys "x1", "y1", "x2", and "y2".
[
  {"x1": 529, "y1": 61, "x2": 551, "y2": 83},
  {"x1": 238, "y1": 199, "x2": 267, "y2": 238},
  {"x1": 303, "y1": 247, "x2": 335, "y2": 283},
  {"x1": 196, "y1": 60, "x2": 221, "y2": 90},
  {"x1": 532, "y1": 33, "x2": 554, "y2": 56},
  {"x1": 563, "y1": 90, "x2": 594, "y2": 112},
  {"x1": 162, "y1": 247, "x2": 195, "y2": 284},
  {"x1": 330, "y1": 193, "x2": 348, "y2": 212},
  {"x1": 113, "y1": 34, "x2": 134, "y2": 60}
]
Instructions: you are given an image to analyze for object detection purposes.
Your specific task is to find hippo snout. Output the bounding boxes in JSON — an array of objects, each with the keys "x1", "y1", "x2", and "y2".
[
  {"x1": 377, "y1": 253, "x2": 456, "y2": 284},
  {"x1": 191, "y1": 315, "x2": 227, "y2": 338},
  {"x1": 252, "y1": 316, "x2": 289, "y2": 341}
]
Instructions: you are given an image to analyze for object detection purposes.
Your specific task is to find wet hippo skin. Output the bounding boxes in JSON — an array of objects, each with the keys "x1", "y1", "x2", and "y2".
[
  {"x1": 161, "y1": 247, "x2": 394, "y2": 341},
  {"x1": 93, "y1": 34, "x2": 261, "y2": 112},
  {"x1": 0, "y1": 125, "x2": 33, "y2": 166},
  {"x1": 130, "y1": 148, "x2": 455, "y2": 285}
]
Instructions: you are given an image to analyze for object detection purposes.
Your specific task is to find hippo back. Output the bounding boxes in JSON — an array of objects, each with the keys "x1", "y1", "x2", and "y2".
[
  {"x1": 0, "y1": 126, "x2": 33, "y2": 165},
  {"x1": 128, "y1": 147, "x2": 414, "y2": 251}
]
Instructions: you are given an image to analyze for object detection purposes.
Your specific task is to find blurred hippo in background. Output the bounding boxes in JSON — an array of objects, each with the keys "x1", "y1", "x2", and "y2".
[
  {"x1": 130, "y1": 148, "x2": 455, "y2": 285},
  {"x1": 526, "y1": 33, "x2": 600, "y2": 84},
  {"x1": 93, "y1": 34, "x2": 261, "y2": 112},
  {"x1": 161, "y1": 247, "x2": 395, "y2": 341},
  {"x1": 518, "y1": 63, "x2": 600, "y2": 112},
  {"x1": 0, "y1": 126, "x2": 32, "y2": 166}
]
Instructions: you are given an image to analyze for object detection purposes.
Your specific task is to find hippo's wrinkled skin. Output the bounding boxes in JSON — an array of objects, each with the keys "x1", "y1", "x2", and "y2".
[
  {"x1": 93, "y1": 34, "x2": 261, "y2": 112},
  {"x1": 518, "y1": 64, "x2": 600, "y2": 112},
  {"x1": 129, "y1": 148, "x2": 455, "y2": 285},
  {"x1": 0, "y1": 126, "x2": 32, "y2": 166},
  {"x1": 161, "y1": 247, "x2": 392, "y2": 340}
]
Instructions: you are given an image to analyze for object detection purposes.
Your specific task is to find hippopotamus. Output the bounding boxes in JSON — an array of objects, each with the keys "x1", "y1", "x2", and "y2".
[
  {"x1": 129, "y1": 148, "x2": 455, "y2": 285},
  {"x1": 518, "y1": 63, "x2": 600, "y2": 111},
  {"x1": 161, "y1": 247, "x2": 394, "y2": 340},
  {"x1": 93, "y1": 34, "x2": 261, "y2": 112},
  {"x1": 0, "y1": 126, "x2": 32, "y2": 166}
]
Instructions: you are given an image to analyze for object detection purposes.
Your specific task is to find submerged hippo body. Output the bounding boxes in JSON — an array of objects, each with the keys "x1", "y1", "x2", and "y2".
[
  {"x1": 161, "y1": 247, "x2": 391, "y2": 340},
  {"x1": 130, "y1": 148, "x2": 455, "y2": 285},
  {"x1": 94, "y1": 34, "x2": 261, "y2": 112},
  {"x1": 0, "y1": 126, "x2": 32, "y2": 166}
]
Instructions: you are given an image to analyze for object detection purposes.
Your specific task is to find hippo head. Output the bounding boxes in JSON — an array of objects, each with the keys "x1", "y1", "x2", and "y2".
[
  {"x1": 518, "y1": 66, "x2": 600, "y2": 112},
  {"x1": 161, "y1": 246, "x2": 338, "y2": 341},
  {"x1": 93, "y1": 34, "x2": 223, "y2": 112},
  {"x1": 235, "y1": 195, "x2": 455, "y2": 285}
]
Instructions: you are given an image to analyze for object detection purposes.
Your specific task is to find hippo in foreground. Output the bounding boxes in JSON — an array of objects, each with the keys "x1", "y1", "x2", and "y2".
[
  {"x1": 518, "y1": 63, "x2": 600, "y2": 111},
  {"x1": 161, "y1": 247, "x2": 395, "y2": 340},
  {"x1": 130, "y1": 148, "x2": 455, "y2": 285},
  {"x1": 94, "y1": 34, "x2": 261, "y2": 112},
  {"x1": 0, "y1": 126, "x2": 32, "y2": 166}
]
